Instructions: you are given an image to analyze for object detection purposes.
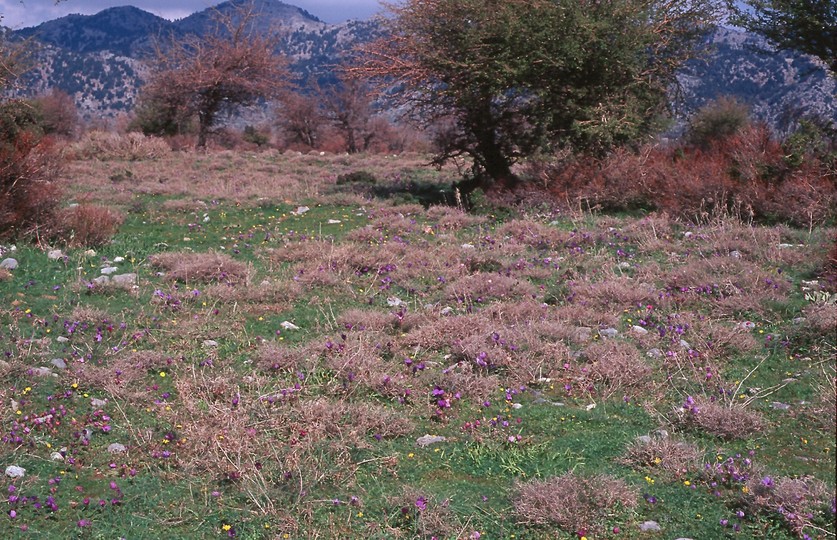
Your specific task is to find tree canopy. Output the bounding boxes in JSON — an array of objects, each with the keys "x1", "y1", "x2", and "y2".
[
  {"x1": 357, "y1": 0, "x2": 720, "y2": 189},
  {"x1": 139, "y1": 4, "x2": 288, "y2": 148}
]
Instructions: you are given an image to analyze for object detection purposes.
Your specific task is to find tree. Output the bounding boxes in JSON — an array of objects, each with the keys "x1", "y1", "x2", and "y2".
[
  {"x1": 275, "y1": 89, "x2": 324, "y2": 149},
  {"x1": 727, "y1": 0, "x2": 836, "y2": 75},
  {"x1": 33, "y1": 88, "x2": 80, "y2": 138},
  {"x1": 356, "y1": 0, "x2": 719, "y2": 190},
  {"x1": 320, "y1": 73, "x2": 377, "y2": 154},
  {"x1": 139, "y1": 3, "x2": 288, "y2": 148}
]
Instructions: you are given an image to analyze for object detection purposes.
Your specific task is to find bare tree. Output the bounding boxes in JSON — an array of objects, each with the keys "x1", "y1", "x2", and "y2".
[
  {"x1": 320, "y1": 73, "x2": 376, "y2": 154},
  {"x1": 275, "y1": 89, "x2": 324, "y2": 149},
  {"x1": 140, "y1": 3, "x2": 289, "y2": 148}
]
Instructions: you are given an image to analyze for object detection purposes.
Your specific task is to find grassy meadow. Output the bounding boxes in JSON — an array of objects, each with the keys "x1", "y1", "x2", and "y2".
[{"x1": 1, "y1": 147, "x2": 835, "y2": 539}]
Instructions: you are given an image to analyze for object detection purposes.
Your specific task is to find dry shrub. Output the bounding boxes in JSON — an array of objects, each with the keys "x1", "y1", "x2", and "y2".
[
  {"x1": 424, "y1": 204, "x2": 486, "y2": 230},
  {"x1": 388, "y1": 486, "x2": 458, "y2": 539},
  {"x1": 513, "y1": 472, "x2": 638, "y2": 534},
  {"x1": 0, "y1": 268, "x2": 11, "y2": 282},
  {"x1": 337, "y1": 308, "x2": 401, "y2": 332},
  {"x1": 75, "y1": 350, "x2": 173, "y2": 403},
  {"x1": 149, "y1": 251, "x2": 248, "y2": 284},
  {"x1": 51, "y1": 204, "x2": 124, "y2": 247},
  {"x1": 583, "y1": 340, "x2": 653, "y2": 398},
  {"x1": 445, "y1": 273, "x2": 537, "y2": 303},
  {"x1": 291, "y1": 398, "x2": 414, "y2": 446},
  {"x1": 253, "y1": 341, "x2": 313, "y2": 373},
  {"x1": 203, "y1": 278, "x2": 301, "y2": 306},
  {"x1": 496, "y1": 218, "x2": 568, "y2": 249},
  {"x1": 676, "y1": 398, "x2": 765, "y2": 440},
  {"x1": 571, "y1": 277, "x2": 658, "y2": 311},
  {"x1": 743, "y1": 475, "x2": 832, "y2": 537},
  {"x1": 67, "y1": 131, "x2": 171, "y2": 161},
  {"x1": 621, "y1": 436, "x2": 703, "y2": 479},
  {"x1": 68, "y1": 305, "x2": 109, "y2": 324}
]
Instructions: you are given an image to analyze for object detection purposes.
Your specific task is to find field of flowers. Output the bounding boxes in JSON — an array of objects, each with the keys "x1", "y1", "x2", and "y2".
[{"x1": 1, "y1": 150, "x2": 835, "y2": 539}]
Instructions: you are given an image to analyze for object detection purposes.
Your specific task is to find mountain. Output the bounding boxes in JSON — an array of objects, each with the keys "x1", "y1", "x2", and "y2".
[
  {"x1": 677, "y1": 27, "x2": 836, "y2": 134},
  {"x1": 3, "y1": 3, "x2": 835, "y2": 131}
]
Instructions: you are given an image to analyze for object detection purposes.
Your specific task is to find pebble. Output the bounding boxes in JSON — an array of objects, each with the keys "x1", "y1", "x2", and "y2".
[
  {"x1": 679, "y1": 339, "x2": 691, "y2": 350},
  {"x1": 5, "y1": 465, "x2": 25, "y2": 478},
  {"x1": 47, "y1": 249, "x2": 65, "y2": 260},
  {"x1": 294, "y1": 206, "x2": 310, "y2": 215},
  {"x1": 32, "y1": 366, "x2": 55, "y2": 377},
  {"x1": 112, "y1": 273, "x2": 137, "y2": 285},
  {"x1": 730, "y1": 250, "x2": 742, "y2": 258},
  {"x1": 647, "y1": 348, "x2": 662, "y2": 358},
  {"x1": 639, "y1": 520, "x2": 661, "y2": 532},
  {"x1": 631, "y1": 325, "x2": 648, "y2": 335},
  {"x1": 636, "y1": 435, "x2": 653, "y2": 444},
  {"x1": 101, "y1": 266, "x2": 119, "y2": 275},
  {"x1": 327, "y1": 219, "x2": 341, "y2": 224},
  {"x1": 108, "y1": 443, "x2": 127, "y2": 454},
  {"x1": 113, "y1": 256, "x2": 125, "y2": 263},
  {"x1": 738, "y1": 321, "x2": 756, "y2": 329},
  {"x1": 91, "y1": 398, "x2": 107, "y2": 409},
  {"x1": 460, "y1": 243, "x2": 475, "y2": 249},
  {"x1": 93, "y1": 275, "x2": 110, "y2": 285},
  {"x1": 202, "y1": 340, "x2": 219, "y2": 347},
  {"x1": 50, "y1": 358, "x2": 67, "y2": 370},
  {"x1": 386, "y1": 297, "x2": 405, "y2": 307},
  {"x1": 440, "y1": 307, "x2": 454, "y2": 316},
  {"x1": 416, "y1": 434, "x2": 446, "y2": 447},
  {"x1": 280, "y1": 321, "x2": 300, "y2": 330},
  {"x1": 771, "y1": 402, "x2": 791, "y2": 410},
  {"x1": 50, "y1": 452, "x2": 64, "y2": 461},
  {"x1": 57, "y1": 336, "x2": 69, "y2": 343},
  {"x1": 0, "y1": 258, "x2": 18, "y2": 270},
  {"x1": 599, "y1": 327, "x2": 619, "y2": 338}
]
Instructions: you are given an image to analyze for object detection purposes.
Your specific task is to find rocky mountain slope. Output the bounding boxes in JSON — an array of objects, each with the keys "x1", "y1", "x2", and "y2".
[{"x1": 4, "y1": 1, "x2": 835, "y2": 130}]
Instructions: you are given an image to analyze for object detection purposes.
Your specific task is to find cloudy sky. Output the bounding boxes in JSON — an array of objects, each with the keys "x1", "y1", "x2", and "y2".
[{"x1": 0, "y1": 0, "x2": 384, "y2": 28}]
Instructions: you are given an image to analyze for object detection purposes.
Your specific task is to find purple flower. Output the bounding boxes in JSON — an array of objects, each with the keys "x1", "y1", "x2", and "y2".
[{"x1": 415, "y1": 497, "x2": 427, "y2": 511}]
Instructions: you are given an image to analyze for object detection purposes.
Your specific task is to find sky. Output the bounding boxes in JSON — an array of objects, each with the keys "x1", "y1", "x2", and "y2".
[{"x1": 0, "y1": 0, "x2": 383, "y2": 28}]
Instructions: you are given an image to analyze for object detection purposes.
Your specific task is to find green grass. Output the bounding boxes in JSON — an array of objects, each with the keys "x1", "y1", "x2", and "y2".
[{"x1": 1, "y1": 154, "x2": 835, "y2": 539}]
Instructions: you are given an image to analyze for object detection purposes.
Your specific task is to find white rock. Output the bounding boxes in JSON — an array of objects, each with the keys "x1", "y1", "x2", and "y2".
[
  {"x1": 599, "y1": 327, "x2": 619, "y2": 338},
  {"x1": 294, "y1": 206, "x2": 310, "y2": 215},
  {"x1": 416, "y1": 434, "x2": 447, "y2": 447},
  {"x1": 111, "y1": 273, "x2": 137, "y2": 285},
  {"x1": 57, "y1": 336, "x2": 69, "y2": 343},
  {"x1": 440, "y1": 307, "x2": 454, "y2": 316},
  {"x1": 683, "y1": 231, "x2": 693, "y2": 238},
  {"x1": 327, "y1": 219, "x2": 342, "y2": 224},
  {"x1": 32, "y1": 366, "x2": 55, "y2": 377},
  {"x1": 511, "y1": 403, "x2": 523, "y2": 409},
  {"x1": 460, "y1": 243, "x2": 475, "y2": 249},
  {"x1": 679, "y1": 339, "x2": 692, "y2": 350},
  {"x1": 386, "y1": 297, "x2": 404, "y2": 307},
  {"x1": 5, "y1": 465, "x2": 25, "y2": 478},
  {"x1": 108, "y1": 443, "x2": 127, "y2": 454},
  {"x1": 280, "y1": 321, "x2": 300, "y2": 330},
  {"x1": 738, "y1": 321, "x2": 756, "y2": 330},
  {"x1": 647, "y1": 348, "x2": 662, "y2": 358},
  {"x1": 202, "y1": 339, "x2": 219, "y2": 347},
  {"x1": 0, "y1": 258, "x2": 18, "y2": 270},
  {"x1": 113, "y1": 256, "x2": 125, "y2": 263},
  {"x1": 730, "y1": 250, "x2": 742, "y2": 259},
  {"x1": 639, "y1": 521, "x2": 661, "y2": 532},
  {"x1": 84, "y1": 249, "x2": 96, "y2": 257},
  {"x1": 92, "y1": 276, "x2": 110, "y2": 285},
  {"x1": 50, "y1": 452, "x2": 64, "y2": 461},
  {"x1": 101, "y1": 266, "x2": 119, "y2": 275},
  {"x1": 90, "y1": 398, "x2": 107, "y2": 409},
  {"x1": 50, "y1": 358, "x2": 67, "y2": 370},
  {"x1": 47, "y1": 249, "x2": 65, "y2": 260},
  {"x1": 631, "y1": 325, "x2": 648, "y2": 335}
]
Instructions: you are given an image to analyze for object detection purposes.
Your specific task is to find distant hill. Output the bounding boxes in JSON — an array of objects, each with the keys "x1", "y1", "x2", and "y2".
[{"x1": 4, "y1": 2, "x2": 835, "y2": 131}]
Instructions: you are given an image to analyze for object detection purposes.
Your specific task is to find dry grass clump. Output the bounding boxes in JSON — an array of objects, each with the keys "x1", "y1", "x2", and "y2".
[
  {"x1": 621, "y1": 436, "x2": 703, "y2": 479},
  {"x1": 497, "y1": 219, "x2": 568, "y2": 249},
  {"x1": 424, "y1": 205, "x2": 486, "y2": 230},
  {"x1": 291, "y1": 398, "x2": 414, "y2": 445},
  {"x1": 743, "y1": 475, "x2": 833, "y2": 537},
  {"x1": 446, "y1": 273, "x2": 537, "y2": 303},
  {"x1": 571, "y1": 277, "x2": 658, "y2": 311},
  {"x1": 582, "y1": 340, "x2": 654, "y2": 398},
  {"x1": 253, "y1": 341, "x2": 313, "y2": 373},
  {"x1": 0, "y1": 268, "x2": 12, "y2": 282},
  {"x1": 51, "y1": 204, "x2": 124, "y2": 247},
  {"x1": 68, "y1": 305, "x2": 110, "y2": 324},
  {"x1": 676, "y1": 398, "x2": 765, "y2": 440},
  {"x1": 203, "y1": 278, "x2": 301, "y2": 307},
  {"x1": 67, "y1": 131, "x2": 171, "y2": 161},
  {"x1": 158, "y1": 198, "x2": 208, "y2": 213},
  {"x1": 388, "y1": 486, "x2": 458, "y2": 539},
  {"x1": 149, "y1": 251, "x2": 248, "y2": 284},
  {"x1": 75, "y1": 349, "x2": 173, "y2": 403},
  {"x1": 513, "y1": 472, "x2": 638, "y2": 534}
]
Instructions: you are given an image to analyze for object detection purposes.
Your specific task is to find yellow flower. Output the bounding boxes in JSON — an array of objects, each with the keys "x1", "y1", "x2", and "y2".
[
  {"x1": 222, "y1": 524, "x2": 231, "y2": 531},
  {"x1": 742, "y1": 486, "x2": 750, "y2": 494},
  {"x1": 684, "y1": 480, "x2": 691, "y2": 486},
  {"x1": 357, "y1": 512, "x2": 363, "y2": 518},
  {"x1": 645, "y1": 476, "x2": 655, "y2": 485},
  {"x1": 159, "y1": 371, "x2": 167, "y2": 378},
  {"x1": 653, "y1": 457, "x2": 662, "y2": 464},
  {"x1": 407, "y1": 453, "x2": 415, "y2": 459}
]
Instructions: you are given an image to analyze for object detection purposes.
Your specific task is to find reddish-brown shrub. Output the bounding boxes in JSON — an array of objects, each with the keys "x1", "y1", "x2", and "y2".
[
  {"x1": 622, "y1": 436, "x2": 703, "y2": 479},
  {"x1": 513, "y1": 472, "x2": 638, "y2": 534},
  {"x1": 149, "y1": 251, "x2": 249, "y2": 284},
  {"x1": 52, "y1": 204, "x2": 124, "y2": 247},
  {"x1": 743, "y1": 475, "x2": 832, "y2": 537},
  {"x1": 676, "y1": 397, "x2": 765, "y2": 440}
]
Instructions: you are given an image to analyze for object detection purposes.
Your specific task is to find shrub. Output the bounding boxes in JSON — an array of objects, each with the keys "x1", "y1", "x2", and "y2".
[
  {"x1": 66, "y1": 131, "x2": 171, "y2": 161},
  {"x1": 743, "y1": 475, "x2": 832, "y2": 537},
  {"x1": 0, "y1": 100, "x2": 62, "y2": 241},
  {"x1": 32, "y1": 88, "x2": 79, "y2": 139},
  {"x1": 51, "y1": 204, "x2": 124, "y2": 247},
  {"x1": 676, "y1": 396, "x2": 765, "y2": 440},
  {"x1": 336, "y1": 170, "x2": 377, "y2": 185},
  {"x1": 149, "y1": 251, "x2": 249, "y2": 284},
  {"x1": 687, "y1": 96, "x2": 751, "y2": 149},
  {"x1": 622, "y1": 436, "x2": 703, "y2": 479},
  {"x1": 513, "y1": 472, "x2": 638, "y2": 534}
]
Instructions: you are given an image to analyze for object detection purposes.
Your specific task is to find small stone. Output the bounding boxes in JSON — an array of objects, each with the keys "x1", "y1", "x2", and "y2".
[
  {"x1": 679, "y1": 339, "x2": 691, "y2": 350},
  {"x1": 0, "y1": 258, "x2": 18, "y2": 270},
  {"x1": 511, "y1": 403, "x2": 522, "y2": 409},
  {"x1": 50, "y1": 452, "x2": 64, "y2": 461},
  {"x1": 50, "y1": 358, "x2": 67, "y2": 370},
  {"x1": 631, "y1": 325, "x2": 648, "y2": 335},
  {"x1": 460, "y1": 243, "x2": 475, "y2": 249},
  {"x1": 113, "y1": 256, "x2": 125, "y2": 263},
  {"x1": 771, "y1": 402, "x2": 791, "y2": 410},
  {"x1": 617, "y1": 261, "x2": 632, "y2": 269},
  {"x1": 327, "y1": 219, "x2": 341, "y2": 224},
  {"x1": 639, "y1": 520, "x2": 661, "y2": 532},
  {"x1": 32, "y1": 366, "x2": 55, "y2": 377},
  {"x1": 202, "y1": 340, "x2": 219, "y2": 347},
  {"x1": 647, "y1": 348, "x2": 662, "y2": 358},
  {"x1": 585, "y1": 403, "x2": 597, "y2": 411},
  {"x1": 294, "y1": 206, "x2": 310, "y2": 215},
  {"x1": 57, "y1": 336, "x2": 69, "y2": 343},
  {"x1": 792, "y1": 317, "x2": 806, "y2": 325},
  {"x1": 101, "y1": 266, "x2": 119, "y2": 275},
  {"x1": 108, "y1": 443, "x2": 127, "y2": 454},
  {"x1": 280, "y1": 321, "x2": 300, "y2": 330},
  {"x1": 440, "y1": 307, "x2": 454, "y2": 316},
  {"x1": 84, "y1": 249, "x2": 96, "y2": 257},
  {"x1": 92, "y1": 275, "x2": 110, "y2": 286},
  {"x1": 636, "y1": 435, "x2": 653, "y2": 444},
  {"x1": 5, "y1": 465, "x2": 25, "y2": 478},
  {"x1": 599, "y1": 327, "x2": 619, "y2": 338},
  {"x1": 111, "y1": 273, "x2": 137, "y2": 286},
  {"x1": 416, "y1": 434, "x2": 447, "y2": 447},
  {"x1": 10, "y1": 399, "x2": 19, "y2": 412},
  {"x1": 738, "y1": 321, "x2": 756, "y2": 330},
  {"x1": 386, "y1": 297, "x2": 404, "y2": 307},
  {"x1": 778, "y1": 243, "x2": 794, "y2": 248},
  {"x1": 729, "y1": 250, "x2": 742, "y2": 259},
  {"x1": 81, "y1": 428, "x2": 93, "y2": 442},
  {"x1": 683, "y1": 231, "x2": 693, "y2": 238},
  {"x1": 47, "y1": 249, "x2": 65, "y2": 260},
  {"x1": 90, "y1": 398, "x2": 107, "y2": 409}
]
